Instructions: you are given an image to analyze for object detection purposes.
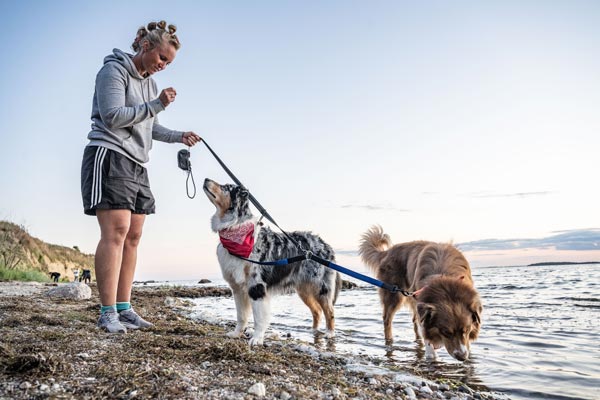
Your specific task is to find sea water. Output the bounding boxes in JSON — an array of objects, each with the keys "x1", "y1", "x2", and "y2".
[{"x1": 184, "y1": 263, "x2": 599, "y2": 400}]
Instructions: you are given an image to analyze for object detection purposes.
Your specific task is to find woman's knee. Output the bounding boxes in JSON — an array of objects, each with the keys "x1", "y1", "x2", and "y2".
[
  {"x1": 125, "y1": 214, "x2": 145, "y2": 248},
  {"x1": 125, "y1": 229, "x2": 143, "y2": 248},
  {"x1": 97, "y1": 210, "x2": 132, "y2": 245},
  {"x1": 102, "y1": 224, "x2": 130, "y2": 245}
]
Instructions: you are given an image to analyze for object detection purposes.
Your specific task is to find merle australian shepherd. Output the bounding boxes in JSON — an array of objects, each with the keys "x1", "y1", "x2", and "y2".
[
  {"x1": 203, "y1": 178, "x2": 341, "y2": 346},
  {"x1": 359, "y1": 226, "x2": 482, "y2": 361}
]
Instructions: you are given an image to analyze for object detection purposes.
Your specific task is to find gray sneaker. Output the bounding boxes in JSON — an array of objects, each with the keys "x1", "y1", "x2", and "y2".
[
  {"x1": 97, "y1": 309, "x2": 127, "y2": 333},
  {"x1": 119, "y1": 308, "x2": 154, "y2": 330}
]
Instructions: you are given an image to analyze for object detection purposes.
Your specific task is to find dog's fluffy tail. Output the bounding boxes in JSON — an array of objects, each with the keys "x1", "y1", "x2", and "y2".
[
  {"x1": 359, "y1": 225, "x2": 391, "y2": 272},
  {"x1": 333, "y1": 272, "x2": 342, "y2": 305}
]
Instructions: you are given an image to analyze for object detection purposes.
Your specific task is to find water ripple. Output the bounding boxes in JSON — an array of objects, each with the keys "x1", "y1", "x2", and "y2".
[{"x1": 190, "y1": 263, "x2": 600, "y2": 400}]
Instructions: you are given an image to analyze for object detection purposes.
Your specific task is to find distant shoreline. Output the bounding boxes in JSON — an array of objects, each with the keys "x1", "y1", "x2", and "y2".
[
  {"x1": 482, "y1": 261, "x2": 600, "y2": 269},
  {"x1": 527, "y1": 261, "x2": 600, "y2": 266}
]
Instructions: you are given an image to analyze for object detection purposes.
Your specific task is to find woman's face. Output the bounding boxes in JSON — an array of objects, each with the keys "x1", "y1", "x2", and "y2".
[{"x1": 141, "y1": 41, "x2": 177, "y2": 75}]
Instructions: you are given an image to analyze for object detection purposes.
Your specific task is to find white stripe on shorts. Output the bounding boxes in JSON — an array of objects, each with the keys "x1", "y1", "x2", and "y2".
[{"x1": 90, "y1": 147, "x2": 107, "y2": 208}]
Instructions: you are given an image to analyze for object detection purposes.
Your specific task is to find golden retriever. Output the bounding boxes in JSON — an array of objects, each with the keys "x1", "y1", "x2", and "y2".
[{"x1": 359, "y1": 226, "x2": 482, "y2": 361}]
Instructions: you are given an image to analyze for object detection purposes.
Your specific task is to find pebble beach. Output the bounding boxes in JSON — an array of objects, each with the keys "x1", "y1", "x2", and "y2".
[{"x1": 0, "y1": 281, "x2": 510, "y2": 399}]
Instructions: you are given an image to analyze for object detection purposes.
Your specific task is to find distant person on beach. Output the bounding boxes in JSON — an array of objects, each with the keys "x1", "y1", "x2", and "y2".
[
  {"x1": 73, "y1": 268, "x2": 80, "y2": 282},
  {"x1": 81, "y1": 20, "x2": 201, "y2": 333},
  {"x1": 82, "y1": 269, "x2": 92, "y2": 284},
  {"x1": 49, "y1": 272, "x2": 61, "y2": 282}
]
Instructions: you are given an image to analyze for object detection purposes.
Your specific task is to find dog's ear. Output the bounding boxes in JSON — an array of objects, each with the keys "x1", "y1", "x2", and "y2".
[
  {"x1": 239, "y1": 188, "x2": 249, "y2": 199},
  {"x1": 470, "y1": 300, "x2": 482, "y2": 325},
  {"x1": 417, "y1": 303, "x2": 436, "y2": 325},
  {"x1": 469, "y1": 300, "x2": 482, "y2": 340}
]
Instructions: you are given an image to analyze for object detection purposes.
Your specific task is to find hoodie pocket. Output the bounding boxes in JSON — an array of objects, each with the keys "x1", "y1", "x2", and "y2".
[{"x1": 121, "y1": 127, "x2": 133, "y2": 142}]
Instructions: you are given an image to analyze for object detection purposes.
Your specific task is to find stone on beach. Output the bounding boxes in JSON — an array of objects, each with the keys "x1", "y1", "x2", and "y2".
[
  {"x1": 45, "y1": 282, "x2": 91, "y2": 300},
  {"x1": 247, "y1": 382, "x2": 266, "y2": 397}
]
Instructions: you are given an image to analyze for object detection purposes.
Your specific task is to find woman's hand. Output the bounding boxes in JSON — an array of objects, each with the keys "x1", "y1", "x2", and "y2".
[
  {"x1": 159, "y1": 87, "x2": 177, "y2": 107},
  {"x1": 182, "y1": 132, "x2": 201, "y2": 146}
]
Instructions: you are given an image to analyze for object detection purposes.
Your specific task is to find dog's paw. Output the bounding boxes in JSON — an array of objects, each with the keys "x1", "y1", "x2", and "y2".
[
  {"x1": 226, "y1": 330, "x2": 242, "y2": 338},
  {"x1": 248, "y1": 336, "x2": 264, "y2": 347},
  {"x1": 325, "y1": 329, "x2": 335, "y2": 339}
]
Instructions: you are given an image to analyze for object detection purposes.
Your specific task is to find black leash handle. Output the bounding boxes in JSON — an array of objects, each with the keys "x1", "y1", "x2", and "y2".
[
  {"x1": 185, "y1": 170, "x2": 196, "y2": 199},
  {"x1": 178, "y1": 148, "x2": 196, "y2": 199}
]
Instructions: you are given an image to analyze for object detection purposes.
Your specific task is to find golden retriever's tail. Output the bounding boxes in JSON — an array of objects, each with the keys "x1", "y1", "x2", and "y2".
[{"x1": 359, "y1": 225, "x2": 391, "y2": 272}]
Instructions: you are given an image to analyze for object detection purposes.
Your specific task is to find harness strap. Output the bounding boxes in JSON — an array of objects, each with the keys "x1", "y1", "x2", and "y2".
[{"x1": 232, "y1": 254, "x2": 306, "y2": 266}]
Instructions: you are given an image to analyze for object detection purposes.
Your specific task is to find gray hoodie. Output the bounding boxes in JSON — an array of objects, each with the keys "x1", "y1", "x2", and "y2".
[{"x1": 87, "y1": 48, "x2": 183, "y2": 164}]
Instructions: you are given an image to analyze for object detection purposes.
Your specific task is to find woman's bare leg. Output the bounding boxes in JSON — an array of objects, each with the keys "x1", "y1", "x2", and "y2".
[
  {"x1": 117, "y1": 213, "x2": 145, "y2": 302},
  {"x1": 95, "y1": 209, "x2": 132, "y2": 306}
]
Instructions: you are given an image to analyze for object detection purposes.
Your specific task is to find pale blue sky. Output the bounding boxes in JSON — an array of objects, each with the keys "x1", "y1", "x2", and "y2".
[{"x1": 1, "y1": 1, "x2": 599, "y2": 280}]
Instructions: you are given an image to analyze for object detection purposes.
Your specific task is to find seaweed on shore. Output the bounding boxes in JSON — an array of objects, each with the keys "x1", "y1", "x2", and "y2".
[{"x1": 0, "y1": 283, "x2": 497, "y2": 400}]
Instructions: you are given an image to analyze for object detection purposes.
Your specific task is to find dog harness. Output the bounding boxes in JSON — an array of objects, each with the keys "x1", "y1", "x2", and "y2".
[{"x1": 219, "y1": 222, "x2": 255, "y2": 258}]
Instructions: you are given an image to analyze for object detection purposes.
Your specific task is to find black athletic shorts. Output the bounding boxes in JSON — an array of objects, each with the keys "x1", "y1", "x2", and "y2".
[{"x1": 81, "y1": 146, "x2": 156, "y2": 216}]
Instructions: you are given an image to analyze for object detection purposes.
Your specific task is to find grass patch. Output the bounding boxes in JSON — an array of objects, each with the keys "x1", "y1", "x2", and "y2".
[{"x1": 0, "y1": 265, "x2": 51, "y2": 282}]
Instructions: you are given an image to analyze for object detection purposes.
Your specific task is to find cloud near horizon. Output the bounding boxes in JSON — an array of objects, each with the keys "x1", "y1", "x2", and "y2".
[
  {"x1": 335, "y1": 228, "x2": 600, "y2": 256},
  {"x1": 456, "y1": 229, "x2": 600, "y2": 252},
  {"x1": 467, "y1": 191, "x2": 554, "y2": 199},
  {"x1": 340, "y1": 204, "x2": 410, "y2": 212},
  {"x1": 340, "y1": 190, "x2": 554, "y2": 212}
]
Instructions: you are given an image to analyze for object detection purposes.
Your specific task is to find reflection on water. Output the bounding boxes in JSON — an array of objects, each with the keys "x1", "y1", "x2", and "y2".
[
  {"x1": 311, "y1": 331, "x2": 337, "y2": 353},
  {"x1": 189, "y1": 263, "x2": 600, "y2": 400}
]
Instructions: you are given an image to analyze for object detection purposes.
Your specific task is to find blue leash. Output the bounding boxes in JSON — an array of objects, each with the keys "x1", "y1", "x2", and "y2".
[
  {"x1": 233, "y1": 251, "x2": 413, "y2": 296},
  {"x1": 201, "y1": 139, "x2": 413, "y2": 297},
  {"x1": 311, "y1": 254, "x2": 412, "y2": 296}
]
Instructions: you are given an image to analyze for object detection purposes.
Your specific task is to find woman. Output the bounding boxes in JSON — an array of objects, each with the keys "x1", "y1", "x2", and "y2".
[{"x1": 81, "y1": 21, "x2": 201, "y2": 333}]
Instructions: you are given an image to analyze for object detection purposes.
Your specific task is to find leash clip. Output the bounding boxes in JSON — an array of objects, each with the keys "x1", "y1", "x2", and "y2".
[
  {"x1": 305, "y1": 250, "x2": 313, "y2": 261},
  {"x1": 392, "y1": 286, "x2": 413, "y2": 297}
]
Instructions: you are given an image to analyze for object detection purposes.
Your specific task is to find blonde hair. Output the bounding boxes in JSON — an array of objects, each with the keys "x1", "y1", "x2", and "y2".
[{"x1": 132, "y1": 20, "x2": 181, "y2": 52}]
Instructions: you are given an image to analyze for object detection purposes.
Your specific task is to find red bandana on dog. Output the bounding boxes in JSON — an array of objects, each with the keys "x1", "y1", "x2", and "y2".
[{"x1": 219, "y1": 222, "x2": 255, "y2": 258}]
